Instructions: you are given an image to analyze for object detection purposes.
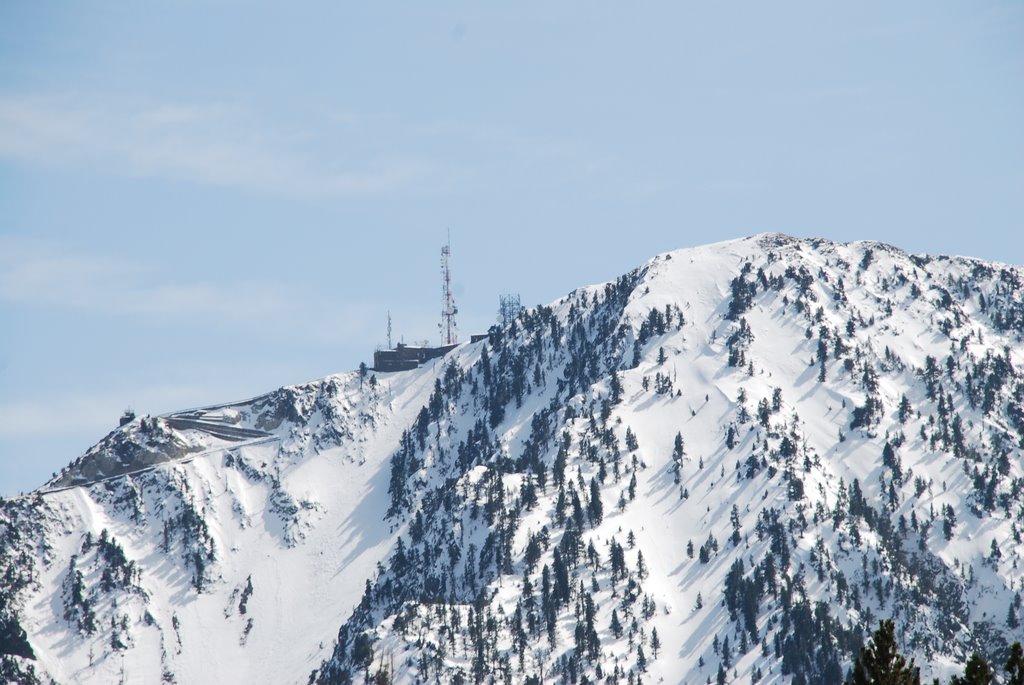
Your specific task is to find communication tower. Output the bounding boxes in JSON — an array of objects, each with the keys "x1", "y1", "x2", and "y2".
[
  {"x1": 498, "y1": 293, "x2": 522, "y2": 327},
  {"x1": 440, "y1": 233, "x2": 458, "y2": 345}
]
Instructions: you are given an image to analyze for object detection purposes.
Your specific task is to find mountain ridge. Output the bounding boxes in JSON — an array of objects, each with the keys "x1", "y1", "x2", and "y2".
[{"x1": 3, "y1": 233, "x2": 1024, "y2": 685}]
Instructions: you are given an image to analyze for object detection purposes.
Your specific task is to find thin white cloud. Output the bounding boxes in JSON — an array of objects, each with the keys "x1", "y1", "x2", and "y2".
[
  {"x1": 0, "y1": 236, "x2": 397, "y2": 347},
  {"x1": 0, "y1": 236, "x2": 298, "y2": 321},
  {"x1": 0, "y1": 94, "x2": 468, "y2": 197}
]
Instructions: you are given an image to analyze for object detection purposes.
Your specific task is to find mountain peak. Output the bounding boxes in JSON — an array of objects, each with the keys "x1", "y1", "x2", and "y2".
[{"x1": 3, "y1": 236, "x2": 1024, "y2": 685}]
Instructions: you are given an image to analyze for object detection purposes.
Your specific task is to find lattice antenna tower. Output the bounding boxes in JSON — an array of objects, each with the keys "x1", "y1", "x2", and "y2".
[
  {"x1": 387, "y1": 310, "x2": 393, "y2": 349},
  {"x1": 498, "y1": 293, "x2": 522, "y2": 328},
  {"x1": 440, "y1": 232, "x2": 458, "y2": 345}
]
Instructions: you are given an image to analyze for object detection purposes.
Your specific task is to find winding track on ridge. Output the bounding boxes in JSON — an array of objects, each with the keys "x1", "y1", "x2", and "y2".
[{"x1": 32, "y1": 414, "x2": 277, "y2": 497}]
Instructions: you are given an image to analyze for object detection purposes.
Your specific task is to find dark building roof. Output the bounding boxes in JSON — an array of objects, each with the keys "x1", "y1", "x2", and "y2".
[{"x1": 372, "y1": 343, "x2": 458, "y2": 372}]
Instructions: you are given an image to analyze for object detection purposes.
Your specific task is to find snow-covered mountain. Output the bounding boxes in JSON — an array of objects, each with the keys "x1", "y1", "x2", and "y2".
[{"x1": 3, "y1": 233, "x2": 1024, "y2": 685}]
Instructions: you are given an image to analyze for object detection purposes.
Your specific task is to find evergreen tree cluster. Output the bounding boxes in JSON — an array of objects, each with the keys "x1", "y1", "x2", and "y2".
[
  {"x1": 848, "y1": 620, "x2": 1024, "y2": 685},
  {"x1": 317, "y1": 272, "x2": 679, "y2": 684},
  {"x1": 318, "y1": 241, "x2": 1024, "y2": 684}
]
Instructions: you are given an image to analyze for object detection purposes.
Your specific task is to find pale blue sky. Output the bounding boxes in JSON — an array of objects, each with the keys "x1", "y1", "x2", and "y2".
[{"x1": 2, "y1": 2, "x2": 1022, "y2": 495}]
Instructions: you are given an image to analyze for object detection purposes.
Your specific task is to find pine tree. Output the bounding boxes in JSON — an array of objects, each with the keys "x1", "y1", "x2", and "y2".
[
  {"x1": 673, "y1": 432, "x2": 686, "y2": 461},
  {"x1": 610, "y1": 609, "x2": 623, "y2": 639},
  {"x1": 951, "y1": 654, "x2": 992, "y2": 685},
  {"x1": 636, "y1": 550, "x2": 648, "y2": 580},
  {"x1": 588, "y1": 477, "x2": 603, "y2": 525},
  {"x1": 650, "y1": 627, "x2": 661, "y2": 659},
  {"x1": 1006, "y1": 642, "x2": 1024, "y2": 685},
  {"x1": 847, "y1": 620, "x2": 919, "y2": 685},
  {"x1": 372, "y1": 659, "x2": 393, "y2": 685},
  {"x1": 610, "y1": 371, "x2": 624, "y2": 404},
  {"x1": 626, "y1": 427, "x2": 639, "y2": 451},
  {"x1": 352, "y1": 632, "x2": 375, "y2": 680},
  {"x1": 898, "y1": 394, "x2": 912, "y2": 424},
  {"x1": 730, "y1": 504, "x2": 742, "y2": 546},
  {"x1": 943, "y1": 505, "x2": 957, "y2": 541}
]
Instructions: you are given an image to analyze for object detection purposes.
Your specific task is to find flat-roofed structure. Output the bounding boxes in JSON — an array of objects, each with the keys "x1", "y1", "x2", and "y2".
[{"x1": 372, "y1": 343, "x2": 458, "y2": 372}]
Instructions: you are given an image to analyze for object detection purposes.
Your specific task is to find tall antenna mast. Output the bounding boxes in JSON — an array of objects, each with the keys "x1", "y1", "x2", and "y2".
[
  {"x1": 387, "y1": 310, "x2": 393, "y2": 349},
  {"x1": 498, "y1": 293, "x2": 522, "y2": 328},
  {"x1": 440, "y1": 230, "x2": 458, "y2": 346}
]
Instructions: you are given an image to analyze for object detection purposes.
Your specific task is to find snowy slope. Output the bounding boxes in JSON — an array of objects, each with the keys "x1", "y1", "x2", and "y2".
[
  {"x1": 3, "y1": 233, "x2": 1024, "y2": 685},
  {"x1": 2, "y1": 366, "x2": 455, "y2": 684}
]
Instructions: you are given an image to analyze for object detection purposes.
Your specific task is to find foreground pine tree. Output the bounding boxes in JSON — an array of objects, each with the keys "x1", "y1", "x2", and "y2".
[
  {"x1": 950, "y1": 654, "x2": 992, "y2": 685},
  {"x1": 1007, "y1": 643, "x2": 1024, "y2": 685},
  {"x1": 847, "y1": 621, "x2": 920, "y2": 685}
]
